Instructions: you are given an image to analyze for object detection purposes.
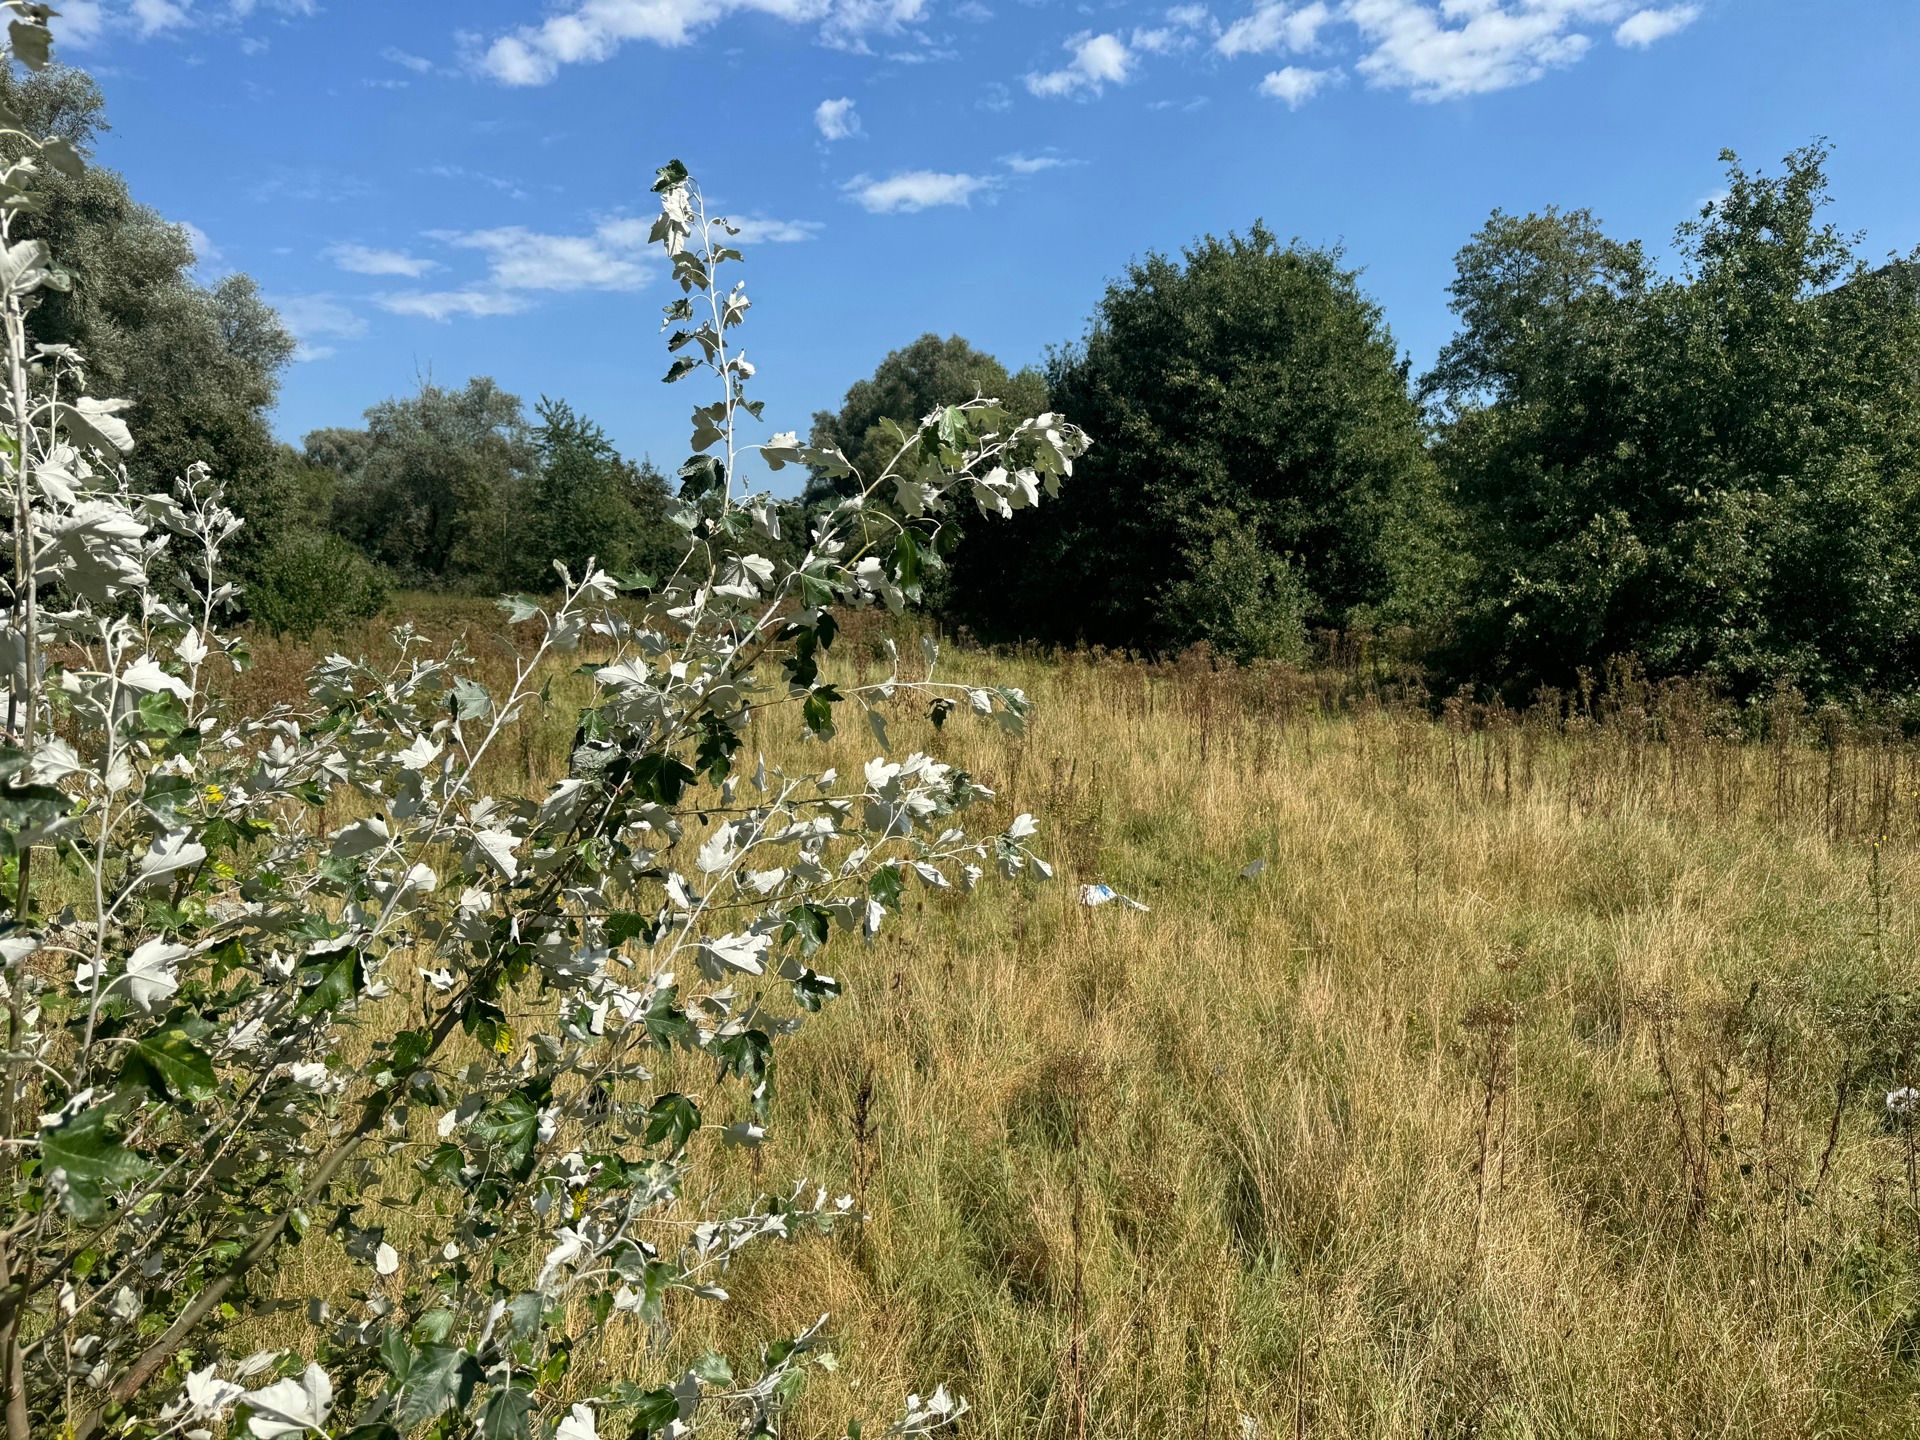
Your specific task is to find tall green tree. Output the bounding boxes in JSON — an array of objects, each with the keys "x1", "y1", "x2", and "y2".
[
  {"x1": 949, "y1": 227, "x2": 1458, "y2": 659},
  {"x1": 804, "y1": 333, "x2": 1049, "y2": 509},
  {"x1": 0, "y1": 64, "x2": 294, "y2": 519},
  {"x1": 1429, "y1": 144, "x2": 1920, "y2": 701},
  {"x1": 512, "y1": 397, "x2": 680, "y2": 590},
  {"x1": 318, "y1": 378, "x2": 533, "y2": 591}
]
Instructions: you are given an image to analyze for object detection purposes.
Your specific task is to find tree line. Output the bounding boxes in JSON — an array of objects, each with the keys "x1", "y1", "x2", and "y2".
[
  {"x1": 19, "y1": 53, "x2": 1917, "y2": 704},
  {"x1": 824, "y1": 143, "x2": 1920, "y2": 710}
]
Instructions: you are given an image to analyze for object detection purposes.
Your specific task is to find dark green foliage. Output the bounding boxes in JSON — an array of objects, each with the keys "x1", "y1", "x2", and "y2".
[
  {"x1": 510, "y1": 397, "x2": 681, "y2": 591},
  {"x1": 318, "y1": 378, "x2": 533, "y2": 591},
  {"x1": 247, "y1": 531, "x2": 390, "y2": 639},
  {"x1": 803, "y1": 332, "x2": 1049, "y2": 509},
  {"x1": 945, "y1": 226, "x2": 1459, "y2": 659},
  {"x1": 0, "y1": 64, "x2": 294, "y2": 509},
  {"x1": 1428, "y1": 145, "x2": 1920, "y2": 703}
]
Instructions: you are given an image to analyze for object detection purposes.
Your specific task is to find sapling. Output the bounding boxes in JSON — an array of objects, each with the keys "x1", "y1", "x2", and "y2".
[{"x1": 0, "y1": 13, "x2": 1088, "y2": 1437}]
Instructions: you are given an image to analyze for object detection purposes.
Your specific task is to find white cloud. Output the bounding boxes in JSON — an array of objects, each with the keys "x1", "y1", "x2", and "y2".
[
  {"x1": 268, "y1": 293, "x2": 367, "y2": 362},
  {"x1": 842, "y1": 170, "x2": 994, "y2": 214},
  {"x1": 62, "y1": 0, "x2": 313, "y2": 47},
  {"x1": 977, "y1": 80, "x2": 1013, "y2": 111},
  {"x1": 475, "y1": 0, "x2": 928, "y2": 86},
  {"x1": 715, "y1": 216, "x2": 825, "y2": 243},
  {"x1": 1001, "y1": 151, "x2": 1073, "y2": 174},
  {"x1": 1258, "y1": 63, "x2": 1338, "y2": 106},
  {"x1": 439, "y1": 225, "x2": 651, "y2": 292},
  {"x1": 815, "y1": 96, "x2": 861, "y2": 140},
  {"x1": 60, "y1": 1, "x2": 108, "y2": 45},
  {"x1": 130, "y1": 0, "x2": 190, "y2": 36},
  {"x1": 421, "y1": 164, "x2": 530, "y2": 201},
  {"x1": 1026, "y1": 31, "x2": 1133, "y2": 98},
  {"x1": 1165, "y1": 3, "x2": 1211, "y2": 26},
  {"x1": 1216, "y1": 1, "x2": 1331, "y2": 59},
  {"x1": 375, "y1": 290, "x2": 531, "y2": 323},
  {"x1": 1131, "y1": 24, "x2": 1193, "y2": 55},
  {"x1": 381, "y1": 44, "x2": 434, "y2": 72},
  {"x1": 1347, "y1": 0, "x2": 1627, "y2": 101},
  {"x1": 376, "y1": 216, "x2": 661, "y2": 321},
  {"x1": 1615, "y1": 4, "x2": 1698, "y2": 47},
  {"x1": 327, "y1": 243, "x2": 437, "y2": 278}
]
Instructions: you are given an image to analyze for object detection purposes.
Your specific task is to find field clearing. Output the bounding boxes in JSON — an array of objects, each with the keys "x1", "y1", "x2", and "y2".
[{"x1": 242, "y1": 600, "x2": 1920, "y2": 1439}]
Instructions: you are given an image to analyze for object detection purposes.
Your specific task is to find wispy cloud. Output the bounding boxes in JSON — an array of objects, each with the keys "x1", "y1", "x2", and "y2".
[
  {"x1": 61, "y1": 0, "x2": 316, "y2": 48},
  {"x1": 842, "y1": 170, "x2": 994, "y2": 214},
  {"x1": 374, "y1": 217, "x2": 668, "y2": 322},
  {"x1": 420, "y1": 164, "x2": 530, "y2": 202},
  {"x1": 815, "y1": 96, "x2": 862, "y2": 140},
  {"x1": 327, "y1": 243, "x2": 438, "y2": 278},
  {"x1": 267, "y1": 292, "x2": 367, "y2": 362},
  {"x1": 1216, "y1": 0, "x2": 1331, "y2": 59},
  {"x1": 1001, "y1": 150, "x2": 1074, "y2": 174},
  {"x1": 716, "y1": 216, "x2": 826, "y2": 244},
  {"x1": 376, "y1": 290, "x2": 530, "y2": 323},
  {"x1": 1023, "y1": 0, "x2": 1703, "y2": 108},
  {"x1": 381, "y1": 44, "x2": 434, "y2": 73},
  {"x1": 1026, "y1": 31, "x2": 1134, "y2": 99},
  {"x1": 1615, "y1": 5, "x2": 1699, "y2": 47},
  {"x1": 474, "y1": 0, "x2": 930, "y2": 86}
]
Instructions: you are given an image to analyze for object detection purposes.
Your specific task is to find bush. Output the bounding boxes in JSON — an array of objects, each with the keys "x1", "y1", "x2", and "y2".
[
  {"x1": 1166, "y1": 530, "x2": 1310, "y2": 664},
  {"x1": 245, "y1": 528, "x2": 390, "y2": 637}
]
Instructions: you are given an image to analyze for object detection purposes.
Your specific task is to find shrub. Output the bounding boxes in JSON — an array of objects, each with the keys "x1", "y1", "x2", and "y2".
[{"x1": 246, "y1": 528, "x2": 390, "y2": 637}]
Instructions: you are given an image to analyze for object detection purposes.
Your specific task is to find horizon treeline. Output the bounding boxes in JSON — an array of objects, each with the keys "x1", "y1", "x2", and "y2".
[{"x1": 20, "y1": 54, "x2": 1918, "y2": 705}]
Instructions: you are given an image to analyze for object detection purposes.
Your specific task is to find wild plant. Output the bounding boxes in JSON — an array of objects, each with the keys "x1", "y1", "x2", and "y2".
[{"x1": 0, "y1": 13, "x2": 1088, "y2": 1437}]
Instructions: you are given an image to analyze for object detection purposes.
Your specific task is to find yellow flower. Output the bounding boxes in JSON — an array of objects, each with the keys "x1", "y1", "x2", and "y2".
[{"x1": 203, "y1": 784, "x2": 225, "y2": 805}]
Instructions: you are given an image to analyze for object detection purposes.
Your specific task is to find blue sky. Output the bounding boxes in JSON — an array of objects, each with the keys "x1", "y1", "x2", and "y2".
[{"x1": 58, "y1": 0, "x2": 1920, "y2": 492}]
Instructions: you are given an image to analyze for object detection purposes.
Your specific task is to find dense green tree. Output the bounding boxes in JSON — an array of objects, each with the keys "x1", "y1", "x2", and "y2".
[
  {"x1": 511, "y1": 397, "x2": 680, "y2": 590},
  {"x1": 804, "y1": 333, "x2": 1049, "y2": 509},
  {"x1": 1429, "y1": 144, "x2": 1920, "y2": 701},
  {"x1": 318, "y1": 378, "x2": 533, "y2": 591},
  {"x1": 947, "y1": 227, "x2": 1458, "y2": 659},
  {"x1": 0, "y1": 64, "x2": 294, "y2": 513}
]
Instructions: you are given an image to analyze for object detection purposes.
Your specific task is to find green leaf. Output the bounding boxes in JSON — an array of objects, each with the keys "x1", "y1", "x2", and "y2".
[
  {"x1": 396, "y1": 1345, "x2": 478, "y2": 1429},
  {"x1": 41, "y1": 1103, "x2": 148, "y2": 1219},
  {"x1": 643, "y1": 1093, "x2": 700, "y2": 1153},
  {"x1": 126, "y1": 1028, "x2": 217, "y2": 1103},
  {"x1": 604, "y1": 912, "x2": 659, "y2": 948},
  {"x1": 296, "y1": 942, "x2": 364, "y2": 1018},
  {"x1": 868, "y1": 864, "x2": 904, "y2": 911},
  {"x1": 691, "y1": 1352, "x2": 733, "y2": 1386},
  {"x1": 476, "y1": 1383, "x2": 534, "y2": 1440},
  {"x1": 802, "y1": 684, "x2": 841, "y2": 738},
  {"x1": 630, "y1": 1387, "x2": 681, "y2": 1435},
  {"x1": 472, "y1": 1090, "x2": 541, "y2": 1177}
]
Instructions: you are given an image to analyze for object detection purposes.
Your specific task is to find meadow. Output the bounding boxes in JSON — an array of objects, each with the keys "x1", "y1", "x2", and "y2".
[{"x1": 227, "y1": 599, "x2": 1920, "y2": 1439}]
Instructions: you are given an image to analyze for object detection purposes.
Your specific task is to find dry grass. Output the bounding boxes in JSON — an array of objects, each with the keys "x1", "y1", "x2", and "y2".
[{"x1": 239, "y1": 601, "x2": 1920, "y2": 1438}]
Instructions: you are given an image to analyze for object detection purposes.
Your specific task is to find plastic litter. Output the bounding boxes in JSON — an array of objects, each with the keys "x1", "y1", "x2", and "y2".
[
  {"x1": 1079, "y1": 883, "x2": 1149, "y2": 912},
  {"x1": 1239, "y1": 859, "x2": 1268, "y2": 879}
]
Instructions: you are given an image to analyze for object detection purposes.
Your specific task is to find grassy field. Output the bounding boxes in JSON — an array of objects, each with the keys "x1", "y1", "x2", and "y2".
[{"x1": 242, "y1": 600, "x2": 1920, "y2": 1438}]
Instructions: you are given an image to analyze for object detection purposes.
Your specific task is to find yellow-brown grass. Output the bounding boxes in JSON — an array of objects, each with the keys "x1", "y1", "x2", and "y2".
[{"x1": 235, "y1": 602, "x2": 1920, "y2": 1438}]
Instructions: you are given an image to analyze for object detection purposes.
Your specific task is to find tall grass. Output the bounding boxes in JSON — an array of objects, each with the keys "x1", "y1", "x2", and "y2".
[{"x1": 238, "y1": 600, "x2": 1920, "y2": 1437}]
